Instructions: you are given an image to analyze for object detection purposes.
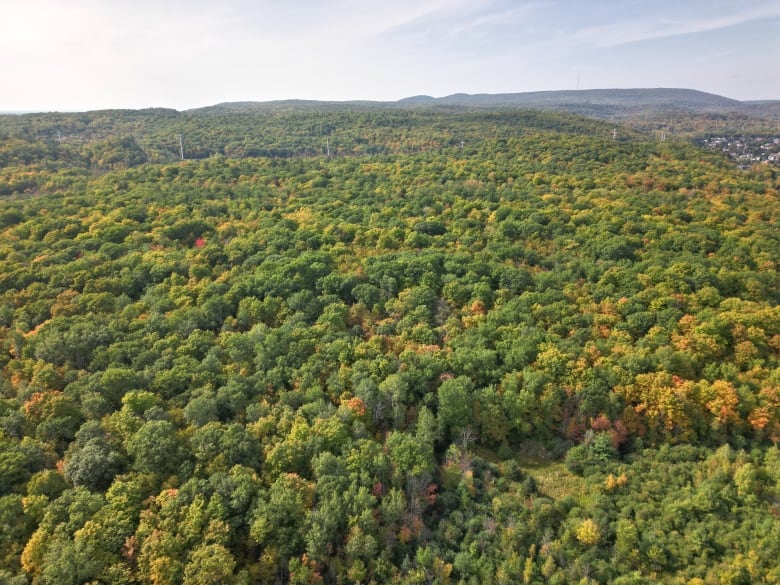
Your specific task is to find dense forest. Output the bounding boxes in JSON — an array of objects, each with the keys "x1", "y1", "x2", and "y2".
[{"x1": 1, "y1": 105, "x2": 779, "y2": 584}]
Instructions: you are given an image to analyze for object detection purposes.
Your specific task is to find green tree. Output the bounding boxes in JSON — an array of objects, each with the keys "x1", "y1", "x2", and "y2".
[
  {"x1": 126, "y1": 419, "x2": 182, "y2": 475},
  {"x1": 63, "y1": 438, "x2": 122, "y2": 491},
  {"x1": 437, "y1": 376, "x2": 474, "y2": 444},
  {"x1": 250, "y1": 473, "x2": 314, "y2": 563},
  {"x1": 182, "y1": 543, "x2": 238, "y2": 585}
]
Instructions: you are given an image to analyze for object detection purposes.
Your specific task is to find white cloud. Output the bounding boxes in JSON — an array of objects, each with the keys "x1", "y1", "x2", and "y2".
[
  {"x1": 0, "y1": 0, "x2": 776, "y2": 109},
  {"x1": 566, "y1": 2, "x2": 780, "y2": 49}
]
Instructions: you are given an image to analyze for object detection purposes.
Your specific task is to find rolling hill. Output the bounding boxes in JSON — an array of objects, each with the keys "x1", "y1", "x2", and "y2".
[{"x1": 199, "y1": 88, "x2": 773, "y2": 119}]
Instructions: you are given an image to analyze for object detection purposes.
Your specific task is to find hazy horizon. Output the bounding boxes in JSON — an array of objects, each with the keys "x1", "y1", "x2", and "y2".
[
  {"x1": 2, "y1": 0, "x2": 779, "y2": 111},
  {"x1": 2, "y1": 86, "x2": 777, "y2": 116}
]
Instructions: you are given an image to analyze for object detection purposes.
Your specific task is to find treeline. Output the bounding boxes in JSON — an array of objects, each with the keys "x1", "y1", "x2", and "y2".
[
  {"x1": 0, "y1": 109, "x2": 779, "y2": 584},
  {"x1": 0, "y1": 107, "x2": 647, "y2": 172}
]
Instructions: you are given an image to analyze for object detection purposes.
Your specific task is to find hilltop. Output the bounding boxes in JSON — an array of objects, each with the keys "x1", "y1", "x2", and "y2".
[{"x1": 198, "y1": 88, "x2": 777, "y2": 119}]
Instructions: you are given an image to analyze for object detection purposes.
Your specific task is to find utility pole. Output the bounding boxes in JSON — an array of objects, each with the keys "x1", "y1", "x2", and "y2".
[{"x1": 178, "y1": 134, "x2": 184, "y2": 160}]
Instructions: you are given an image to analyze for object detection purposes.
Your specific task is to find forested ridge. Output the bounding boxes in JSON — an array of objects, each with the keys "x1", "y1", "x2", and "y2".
[{"x1": 0, "y1": 107, "x2": 779, "y2": 584}]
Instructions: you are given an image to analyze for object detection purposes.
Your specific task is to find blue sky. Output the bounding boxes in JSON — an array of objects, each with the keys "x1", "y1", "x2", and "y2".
[{"x1": 1, "y1": 0, "x2": 778, "y2": 111}]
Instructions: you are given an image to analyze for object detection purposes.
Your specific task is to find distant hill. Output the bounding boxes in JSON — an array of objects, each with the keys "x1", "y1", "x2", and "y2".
[
  {"x1": 397, "y1": 95, "x2": 437, "y2": 104},
  {"x1": 430, "y1": 88, "x2": 742, "y2": 111},
  {"x1": 189, "y1": 99, "x2": 390, "y2": 115},
  {"x1": 742, "y1": 100, "x2": 780, "y2": 120},
  {"x1": 186, "y1": 88, "x2": 776, "y2": 121}
]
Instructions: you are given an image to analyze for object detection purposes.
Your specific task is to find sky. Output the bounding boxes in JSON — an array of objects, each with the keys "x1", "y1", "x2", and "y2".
[{"x1": 1, "y1": 0, "x2": 778, "y2": 111}]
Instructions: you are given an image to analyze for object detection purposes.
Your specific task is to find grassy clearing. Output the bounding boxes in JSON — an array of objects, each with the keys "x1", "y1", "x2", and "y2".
[
  {"x1": 523, "y1": 460, "x2": 585, "y2": 500},
  {"x1": 475, "y1": 443, "x2": 586, "y2": 500}
]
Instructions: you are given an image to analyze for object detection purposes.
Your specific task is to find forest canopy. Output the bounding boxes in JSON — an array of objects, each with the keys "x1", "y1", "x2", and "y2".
[{"x1": 0, "y1": 106, "x2": 779, "y2": 584}]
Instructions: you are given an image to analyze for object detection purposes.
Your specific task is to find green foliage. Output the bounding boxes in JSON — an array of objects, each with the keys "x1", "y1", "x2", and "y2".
[
  {"x1": 0, "y1": 105, "x2": 778, "y2": 583},
  {"x1": 63, "y1": 438, "x2": 122, "y2": 491},
  {"x1": 437, "y1": 376, "x2": 474, "y2": 443},
  {"x1": 126, "y1": 420, "x2": 182, "y2": 475},
  {"x1": 182, "y1": 543, "x2": 238, "y2": 585}
]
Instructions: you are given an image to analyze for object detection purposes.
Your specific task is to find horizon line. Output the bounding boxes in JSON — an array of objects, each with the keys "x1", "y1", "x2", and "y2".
[{"x1": 2, "y1": 87, "x2": 779, "y2": 115}]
